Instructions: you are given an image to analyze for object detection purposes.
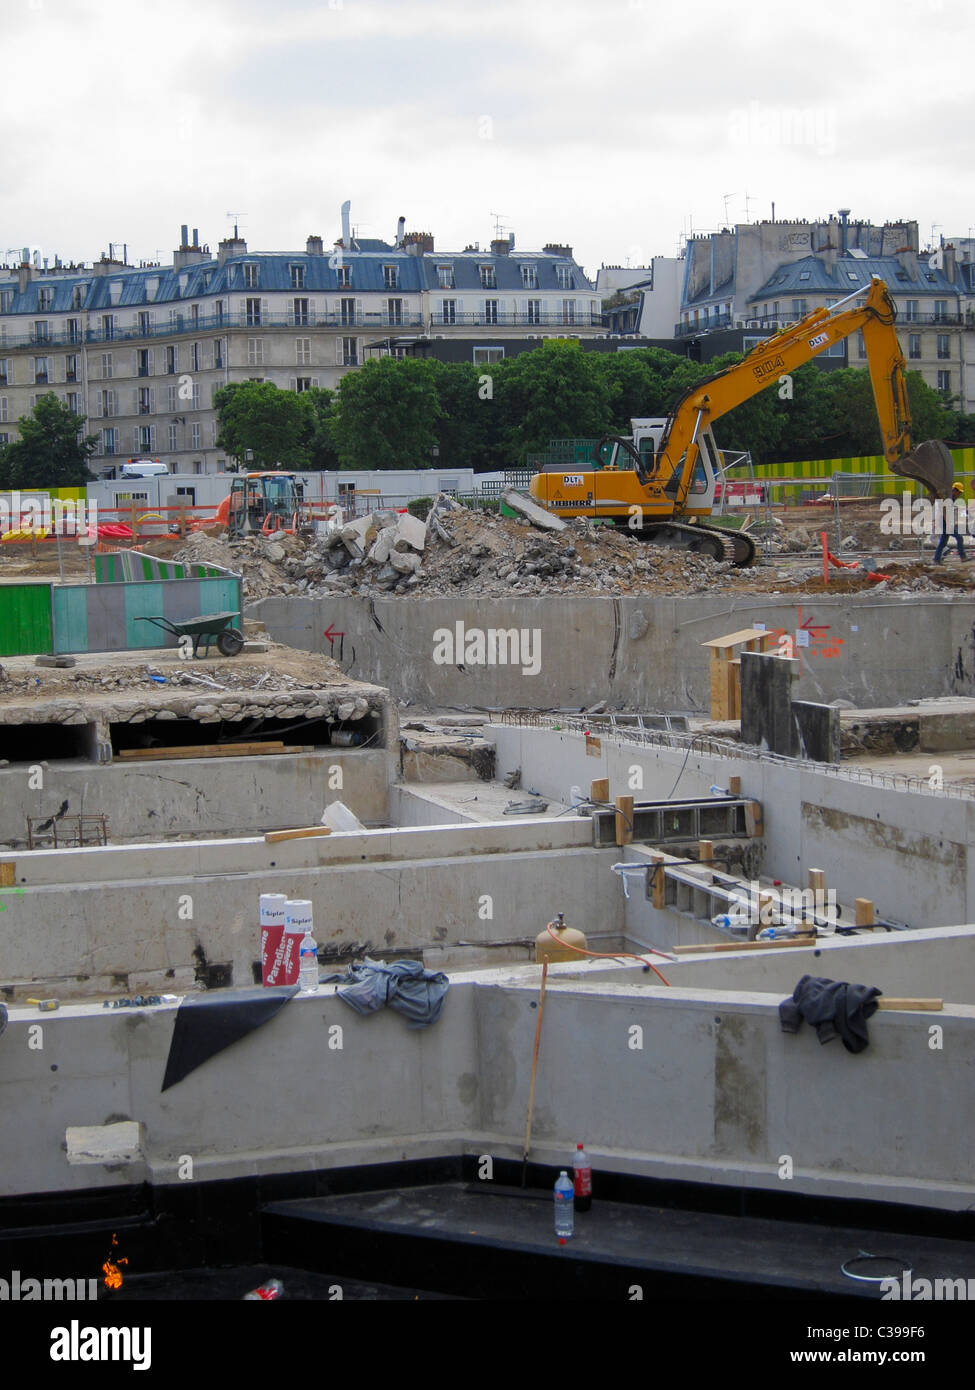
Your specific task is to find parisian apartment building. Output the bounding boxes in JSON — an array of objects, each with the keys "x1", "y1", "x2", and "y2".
[{"x1": 0, "y1": 219, "x2": 602, "y2": 477}]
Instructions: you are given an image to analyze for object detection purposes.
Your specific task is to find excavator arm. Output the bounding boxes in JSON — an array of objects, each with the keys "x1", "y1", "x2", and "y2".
[{"x1": 656, "y1": 277, "x2": 953, "y2": 501}]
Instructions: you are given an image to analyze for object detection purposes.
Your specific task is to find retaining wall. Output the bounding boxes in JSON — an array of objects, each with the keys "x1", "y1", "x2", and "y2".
[{"x1": 254, "y1": 592, "x2": 975, "y2": 711}]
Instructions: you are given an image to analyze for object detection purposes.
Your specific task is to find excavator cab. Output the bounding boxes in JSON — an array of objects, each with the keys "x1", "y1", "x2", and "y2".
[{"x1": 227, "y1": 473, "x2": 305, "y2": 538}]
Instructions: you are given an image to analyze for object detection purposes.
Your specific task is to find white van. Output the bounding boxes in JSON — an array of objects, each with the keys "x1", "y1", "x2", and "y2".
[{"x1": 120, "y1": 459, "x2": 169, "y2": 479}]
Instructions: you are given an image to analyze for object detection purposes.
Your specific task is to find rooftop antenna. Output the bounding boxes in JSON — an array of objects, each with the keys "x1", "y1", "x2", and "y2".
[
  {"x1": 722, "y1": 192, "x2": 736, "y2": 225},
  {"x1": 490, "y1": 211, "x2": 508, "y2": 239},
  {"x1": 225, "y1": 212, "x2": 246, "y2": 239},
  {"x1": 743, "y1": 192, "x2": 753, "y2": 223}
]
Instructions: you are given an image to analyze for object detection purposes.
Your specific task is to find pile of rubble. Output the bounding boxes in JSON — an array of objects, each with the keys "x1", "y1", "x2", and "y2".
[{"x1": 175, "y1": 495, "x2": 732, "y2": 599}]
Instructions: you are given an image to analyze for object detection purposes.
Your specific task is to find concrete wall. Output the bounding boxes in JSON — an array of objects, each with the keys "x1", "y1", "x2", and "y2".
[
  {"x1": 0, "y1": 750, "x2": 392, "y2": 845},
  {"x1": 2, "y1": 949, "x2": 971, "y2": 1209},
  {"x1": 491, "y1": 725, "x2": 975, "y2": 931},
  {"x1": 3, "y1": 820, "x2": 622, "y2": 995},
  {"x1": 254, "y1": 592, "x2": 975, "y2": 711}
]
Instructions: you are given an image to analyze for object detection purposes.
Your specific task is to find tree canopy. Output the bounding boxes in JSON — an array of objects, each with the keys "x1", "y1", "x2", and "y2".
[
  {"x1": 0, "y1": 394, "x2": 96, "y2": 488},
  {"x1": 210, "y1": 347, "x2": 975, "y2": 477}
]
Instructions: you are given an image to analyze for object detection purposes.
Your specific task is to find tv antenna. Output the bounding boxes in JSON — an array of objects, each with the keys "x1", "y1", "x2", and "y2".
[
  {"x1": 226, "y1": 212, "x2": 247, "y2": 239},
  {"x1": 743, "y1": 192, "x2": 753, "y2": 223},
  {"x1": 490, "y1": 210, "x2": 508, "y2": 238},
  {"x1": 722, "y1": 193, "x2": 736, "y2": 225}
]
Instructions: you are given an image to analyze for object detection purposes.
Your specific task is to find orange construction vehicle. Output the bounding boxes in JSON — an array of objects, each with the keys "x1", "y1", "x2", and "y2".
[{"x1": 528, "y1": 277, "x2": 953, "y2": 566}]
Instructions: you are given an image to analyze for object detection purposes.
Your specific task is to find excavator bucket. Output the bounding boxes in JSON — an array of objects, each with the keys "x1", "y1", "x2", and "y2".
[{"x1": 889, "y1": 439, "x2": 955, "y2": 499}]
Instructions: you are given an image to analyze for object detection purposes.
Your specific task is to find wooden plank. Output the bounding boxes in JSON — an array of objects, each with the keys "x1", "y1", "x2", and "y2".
[
  {"x1": 743, "y1": 800, "x2": 763, "y2": 837},
  {"x1": 590, "y1": 778, "x2": 610, "y2": 805},
  {"x1": 701, "y1": 627, "x2": 774, "y2": 649},
  {"x1": 710, "y1": 648, "x2": 734, "y2": 720},
  {"x1": 117, "y1": 742, "x2": 304, "y2": 761},
  {"x1": 855, "y1": 898, "x2": 876, "y2": 926},
  {"x1": 876, "y1": 998, "x2": 943, "y2": 1012},
  {"x1": 615, "y1": 795, "x2": 634, "y2": 847},
  {"x1": 808, "y1": 868, "x2": 827, "y2": 894},
  {"x1": 0, "y1": 862, "x2": 15, "y2": 887},
  {"x1": 264, "y1": 826, "x2": 334, "y2": 844},
  {"x1": 727, "y1": 776, "x2": 741, "y2": 797},
  {"x1": 673, "y1": 935, "x2": 817, "y2": 954},
  {"x1": 697, "y1": 841, "x2": 714, "y2": 883},
  {"x1": 649, "y1": 852, "x2": 666, "y2": 910}
]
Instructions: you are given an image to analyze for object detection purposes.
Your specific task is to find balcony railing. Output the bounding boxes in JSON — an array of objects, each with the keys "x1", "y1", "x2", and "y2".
[
  {"x1": 0, "y1": 307, "x2": 606, "y2": 349},
  {"x1": 430, "y1": 310, "x2": 604, "y2": 328},
  {"x1": 673, "y1": 314, "x2": 734, "y2": 337}
]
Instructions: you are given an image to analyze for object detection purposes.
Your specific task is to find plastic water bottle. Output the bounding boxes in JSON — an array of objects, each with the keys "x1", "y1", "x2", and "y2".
[
  {"x1": 554, "y1": 1170, "x2": 574, "y2": 1237},
  {"x1": 298, "y1": 930, "x2": 319, "y2": 992}
]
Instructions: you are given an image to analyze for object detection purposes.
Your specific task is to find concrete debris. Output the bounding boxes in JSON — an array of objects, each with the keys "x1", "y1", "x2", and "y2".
[
  {"x1": 501, "y1": 487, "x2": 568, "y2": 531},
  {"x1": 171, "y1": 494, "x2": 975, "y2": 602}
]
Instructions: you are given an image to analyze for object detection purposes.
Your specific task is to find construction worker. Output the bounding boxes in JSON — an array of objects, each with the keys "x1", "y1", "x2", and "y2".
[{"x1": 934, "y1": 482, "x2": 968, "y2": 564}]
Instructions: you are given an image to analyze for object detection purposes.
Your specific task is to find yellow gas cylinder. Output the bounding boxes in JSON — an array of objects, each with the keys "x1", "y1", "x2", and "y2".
[{"x1": 535, "y1": 912, "x2": 588, "y2": 964}]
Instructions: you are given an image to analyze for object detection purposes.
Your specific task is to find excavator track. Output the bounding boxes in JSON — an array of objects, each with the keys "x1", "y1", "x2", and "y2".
[{"x1": 622, "y1": 520, "x2": 756, "y2": 567}]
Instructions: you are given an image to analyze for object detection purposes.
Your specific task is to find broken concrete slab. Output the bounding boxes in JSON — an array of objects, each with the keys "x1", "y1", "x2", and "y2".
[
  {"x1": 793, "y1": 700, "x2": 841, "y2": 763},
  {"x1": 741, "y1": 651, "x2": 800, "y2": 756},
  {"x1": 394, "y1": 512, "x2": 427, "y2": 553},
  {"x1": 389, "y1": 550, "x2": 421, "y2": 575},
  {"x1": 501, "y1": 488, "x2": 567, "y2": 531}
]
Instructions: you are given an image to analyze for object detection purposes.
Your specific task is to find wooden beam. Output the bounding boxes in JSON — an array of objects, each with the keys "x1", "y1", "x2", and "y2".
[
  {"x1": 590, "y1": 778, "x2": 609, "y2": 805},
  {"x1": 117, "y1": 742, "x2": 307, "y2": 761},
  {"x1": 649, "y1": 852, "x2": 667, "y2": 910},
  {"x1": 673, "y1": 935, "x2": 817, "y2": 954},
  {"x1": 808, "y1": 868, "x2": 827, "y2": 895},
  {"x1": 728, "y1": 776, "x2": 741, "y2": 797},
  {"x1": 0, "y1": 862, "x2": 15, "y2": 887},
  {"x1": 264, "y1": 826, "x2": 334, "y2": 844},
  {"x1": 615, "y1": 795, "x2": 634, "y2": 846},
  {"x1": 855, "y1": 898, "x2": 876, "y2": 926},
  {"x1": 876, "y1": 998, "x2": 943, "y2": 1012}
]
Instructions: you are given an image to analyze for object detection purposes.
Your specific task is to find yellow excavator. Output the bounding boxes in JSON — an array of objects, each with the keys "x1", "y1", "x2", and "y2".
[{"x1": 528, "y1": 276, "x2": 954, "y2": 566}]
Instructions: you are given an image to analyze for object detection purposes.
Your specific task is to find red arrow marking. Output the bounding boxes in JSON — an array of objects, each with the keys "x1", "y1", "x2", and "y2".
[{"x1": 323, "y1": 623, "x2": 345, "y2": 646}]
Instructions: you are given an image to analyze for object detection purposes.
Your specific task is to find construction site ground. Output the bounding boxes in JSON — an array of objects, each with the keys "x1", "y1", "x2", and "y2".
[{"x1": 4, "y1": 496, "x2": 974, "y2": 598}]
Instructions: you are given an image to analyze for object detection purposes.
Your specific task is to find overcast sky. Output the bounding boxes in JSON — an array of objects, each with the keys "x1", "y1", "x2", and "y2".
[{"x1": 3, "y1": 0, "x2": 972, "y2": 279}]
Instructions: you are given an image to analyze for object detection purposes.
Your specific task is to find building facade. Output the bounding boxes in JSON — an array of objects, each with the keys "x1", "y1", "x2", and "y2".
[{"x1": 0, "y1": 226, "x2": 602, "y2": 477}]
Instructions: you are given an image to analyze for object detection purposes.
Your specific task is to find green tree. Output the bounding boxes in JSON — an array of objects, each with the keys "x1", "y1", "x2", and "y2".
[
  {"x1": 330, "y1": 357, "x2": 442, "y2": 470},
  {"x1": 904, "y1": 371, "x2": 953, "y2": 444},
  {"x1": 300, "y1": 387, "x2": 340, "y2": 471},
  {"x1": 493, "y1": 341, "x2": 612, "y2": 463},
  {"x1": 431, "y1": 361, "x2": 506, "y2": 472},
  {"x1": 214, "y1": 381, "x2": 310, "y2": 469},
  {"x1": 3, "y1": 394, "x2": 96, "y2": 487}
]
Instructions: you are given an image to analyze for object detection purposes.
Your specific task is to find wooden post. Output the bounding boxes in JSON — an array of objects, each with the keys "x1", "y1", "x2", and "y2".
[
  {"x1": 698, "y1": 839, "x2": 714, "y2": 867},
  {"x1": 808, "y1": 868, "x2": 827, "y2": 895},
  {"x1": 615, "y1": 795, "x2": 633, "y2": 846},
  {"x1": 855, "y1": 898, "x2": 875, "y2": 927},
  {"x1": 728, "y1": 776, "x2": 741, "y2": 797},
  {"x1": 649, "y1": 852, "x2": 666, "y2": 909},
  {"x1": 590, "y1": 778, "x2": 609, "y2": 805},
  {"x1": 0, "y1": 861, "x2": 15, "y2": 887},
  {"x1": 749, "y1": 891, "x2": 774, "y2": 940}
]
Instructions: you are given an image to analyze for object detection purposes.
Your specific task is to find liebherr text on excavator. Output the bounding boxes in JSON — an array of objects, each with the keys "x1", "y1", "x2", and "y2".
[{"x1": 528, "y1": 276, "x2": 954, "y2": 567}]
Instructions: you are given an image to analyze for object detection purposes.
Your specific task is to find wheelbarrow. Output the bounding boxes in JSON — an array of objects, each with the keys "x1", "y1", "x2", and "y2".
[{"x1": 136, "y1": 611, "x2": 245, "y2": 658}]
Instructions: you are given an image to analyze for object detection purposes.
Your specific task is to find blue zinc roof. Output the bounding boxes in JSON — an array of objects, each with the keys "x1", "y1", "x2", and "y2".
[
  {"x1": 1, "y1": 248, "x2": 592, "y2": 315},
  {"x1": 748, "y1": 254, "x2": 960, "y2": 304}
]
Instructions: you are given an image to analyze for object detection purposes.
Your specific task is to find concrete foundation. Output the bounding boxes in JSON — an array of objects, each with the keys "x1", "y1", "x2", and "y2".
[
  {"x1": 2, "y1": 933, "x2": 971, "y2": 1209},
  {"x1": 255, "y1": 592, "x2": 975, "y2": 710}
]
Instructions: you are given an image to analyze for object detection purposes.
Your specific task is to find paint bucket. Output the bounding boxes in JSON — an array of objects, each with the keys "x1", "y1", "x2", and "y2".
[{"x1": 260, "y1": 893, "x2": 288, "y2": 987}]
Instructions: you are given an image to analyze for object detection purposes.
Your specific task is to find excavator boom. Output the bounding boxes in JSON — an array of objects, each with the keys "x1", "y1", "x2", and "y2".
[{"x1": 657, "y1": 277, "x2": 952, "y2": 502}]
